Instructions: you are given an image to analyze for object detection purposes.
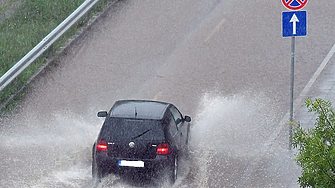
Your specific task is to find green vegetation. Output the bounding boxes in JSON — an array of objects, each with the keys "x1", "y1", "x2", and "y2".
[
  {"x1": 292, "y1": 98, "x2": 335, "y2": 188},
  {"x1": 0, "y1": 0, "x2": 111, "y2": 113},
  {"x1": 0, "y1": 0, "x2": 20, "y2": 15}
]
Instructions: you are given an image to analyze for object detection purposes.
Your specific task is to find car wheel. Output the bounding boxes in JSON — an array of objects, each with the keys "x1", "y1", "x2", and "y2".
[
  {"x1": 169, "y1": 155, "x2": 178, "y2": 184},
  {"x1": 186, "y1": 124, "x2": 190, "y2": 145},
  {"x1": 183, "y1": 125, "x2": 191, "y2": 159},
  {"x1": 92, "y1": 160, "x2": 103, "y2": 182}
]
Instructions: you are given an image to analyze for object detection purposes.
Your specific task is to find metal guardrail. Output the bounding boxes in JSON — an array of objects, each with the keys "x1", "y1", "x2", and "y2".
[{"x1": 0, "y1": 0, "x2": 100, "y2": 92}]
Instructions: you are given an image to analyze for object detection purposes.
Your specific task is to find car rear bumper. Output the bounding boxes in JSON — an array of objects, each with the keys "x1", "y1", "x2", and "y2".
[{"x1": 96, "y1": 153, "x2": 172, "y2": 172}]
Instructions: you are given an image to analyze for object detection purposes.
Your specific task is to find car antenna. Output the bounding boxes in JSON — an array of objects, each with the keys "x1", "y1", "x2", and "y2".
[{"x1": 135, "y1": 107, "x2": 138, "y2": 118}]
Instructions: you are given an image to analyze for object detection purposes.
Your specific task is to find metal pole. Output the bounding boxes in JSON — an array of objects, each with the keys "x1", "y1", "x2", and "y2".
[{"x1": 289, "y1": 36, "x2": 295, "y2": 149}]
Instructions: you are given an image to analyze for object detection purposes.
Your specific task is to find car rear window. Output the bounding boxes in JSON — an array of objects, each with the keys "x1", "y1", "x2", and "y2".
[{"x1": 101, "y1": 118, "x2": 165, "y2": 141}]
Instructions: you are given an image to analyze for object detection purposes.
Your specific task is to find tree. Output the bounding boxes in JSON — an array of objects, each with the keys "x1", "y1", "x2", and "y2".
[{"x1": 292, "y1": 98, "x2": 335, "y2": 187}]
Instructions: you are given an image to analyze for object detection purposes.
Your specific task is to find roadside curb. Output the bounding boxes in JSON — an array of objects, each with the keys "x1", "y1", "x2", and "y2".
[{"x1": 0, "y1": 0, "x2": 120, "y2": 113}]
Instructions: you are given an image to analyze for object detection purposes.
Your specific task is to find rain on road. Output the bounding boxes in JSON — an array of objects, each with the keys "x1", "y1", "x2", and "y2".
[{"x1": 1, "y1": 0, "x2": 335, "y2": 187}]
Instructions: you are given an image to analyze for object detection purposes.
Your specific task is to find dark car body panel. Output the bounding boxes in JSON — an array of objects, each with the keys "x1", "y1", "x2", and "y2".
[
  {"x1": 109, "y1": 100, "x2": 170, "y2": 119},
  {"x1": 92, "y1": 100, "x2": 191, "y2": 181}
]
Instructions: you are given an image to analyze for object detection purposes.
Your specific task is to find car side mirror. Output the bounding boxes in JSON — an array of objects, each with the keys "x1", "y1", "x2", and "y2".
[
  {"x1": 184, "y1": 116, "x2": 191, "y2": 122},
  {"x1": 97, "y1": 111, "x2": 108, "y2": 117}
]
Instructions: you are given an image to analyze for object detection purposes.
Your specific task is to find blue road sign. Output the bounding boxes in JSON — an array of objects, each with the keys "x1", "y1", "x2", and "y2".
[{"x1": 282, "y1": 11, "x2": 307, "y2": 37}]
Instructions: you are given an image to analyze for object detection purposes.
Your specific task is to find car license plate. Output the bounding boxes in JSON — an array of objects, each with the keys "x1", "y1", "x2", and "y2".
[{"x1": 118, "y1": 160, "x2": 144, "y2": 167}]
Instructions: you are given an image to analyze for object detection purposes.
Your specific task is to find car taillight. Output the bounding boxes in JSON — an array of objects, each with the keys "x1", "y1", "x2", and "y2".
[
  {"x1": 97, "y1": 140, "x2": 107, "y2": 151},
  {"x1": 157, "y1": 143, "x2": 170, "y2": 155}
]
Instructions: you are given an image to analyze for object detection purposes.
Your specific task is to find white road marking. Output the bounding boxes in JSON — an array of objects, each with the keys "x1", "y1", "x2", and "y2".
[
  {"x1": 204, "y1": 18, "x2": 226, "y2": 43},
  {"x1": 295, "y1": 43, "x2": 335, "y2": 104},
  {"x1": 239, "y1": 44, "x2": 335, "y2": 188},
  {"x1": 237, "y1": 43, "x2": 335, "y2": 187},
  {"x1": 271, "y1": 43, "x2": 335, "y2": 146}
]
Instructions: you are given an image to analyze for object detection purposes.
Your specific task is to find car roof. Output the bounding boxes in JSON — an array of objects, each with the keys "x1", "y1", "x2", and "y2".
[{"x1": 109, "y1": 100, "x2": 171, "y2": 120}]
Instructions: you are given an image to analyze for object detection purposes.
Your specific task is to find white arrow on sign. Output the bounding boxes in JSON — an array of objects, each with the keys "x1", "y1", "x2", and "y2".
[{"x1": 290, "y1": 14, "x2": 299, "y2": 35}]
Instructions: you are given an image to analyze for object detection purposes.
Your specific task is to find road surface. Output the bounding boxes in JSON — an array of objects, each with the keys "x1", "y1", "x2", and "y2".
[{"x1": 1, "y1": 0, "x2": 335, "y2": 187}]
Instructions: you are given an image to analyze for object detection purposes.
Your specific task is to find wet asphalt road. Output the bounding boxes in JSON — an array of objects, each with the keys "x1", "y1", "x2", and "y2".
[{"x1": 1, "y1": 0, "x2": 335, "y2": 187}]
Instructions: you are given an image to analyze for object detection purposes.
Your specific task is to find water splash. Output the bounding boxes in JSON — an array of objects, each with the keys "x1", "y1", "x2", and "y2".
[{"x1": 187, "y1": 92, "x2": 282, "y2": 187}]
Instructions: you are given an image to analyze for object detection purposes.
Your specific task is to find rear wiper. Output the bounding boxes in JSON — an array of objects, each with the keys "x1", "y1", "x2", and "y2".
[{"x1": 131, "y1": 129, "x2": 151, "y2": 140}]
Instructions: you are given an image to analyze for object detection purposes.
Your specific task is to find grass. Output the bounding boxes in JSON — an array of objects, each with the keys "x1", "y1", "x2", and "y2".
[{"x1": 0, "y1": 0, "x2": 111, "y2": 114}]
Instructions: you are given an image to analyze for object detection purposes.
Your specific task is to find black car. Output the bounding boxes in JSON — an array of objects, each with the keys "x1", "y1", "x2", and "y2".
[{"x1": 92, "y1": 100, "x2": 191, "y2": 184}]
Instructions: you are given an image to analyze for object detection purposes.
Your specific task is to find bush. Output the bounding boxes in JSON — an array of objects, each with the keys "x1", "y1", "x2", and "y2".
[{"x1": 292, "y1": 98, "x2": 335, "y2": 188}]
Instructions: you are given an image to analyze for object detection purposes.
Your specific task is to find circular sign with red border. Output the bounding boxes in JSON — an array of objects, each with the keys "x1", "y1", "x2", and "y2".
[{"x1": 282, "y1": 0, "x2": 308, "y2": 10}]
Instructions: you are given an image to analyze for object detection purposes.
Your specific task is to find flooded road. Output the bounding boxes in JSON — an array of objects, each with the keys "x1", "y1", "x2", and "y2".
[{"x1": 1, "y1": 0, "x2": 335, "y2": 187}]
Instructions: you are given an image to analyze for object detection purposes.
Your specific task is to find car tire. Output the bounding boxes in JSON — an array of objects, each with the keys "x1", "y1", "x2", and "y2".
[
  {"x1": 92, "y1": 157, "x2": 105, "y2": 183},
  {"x1": 92, "y1": 161, "x2": 102, "y2": 182},
  {"x1": 92, "y1": 144, "x2": 101, "y2": 182},
  {"x1": 183, "y1": 125, "x2": 191, "y2": 159},
  {"x1": 186, "y1": 124, "x2": 191, "y2": 145},
  {"x1": 169, "y1": 154, "x2": 178, "y2": 184}
]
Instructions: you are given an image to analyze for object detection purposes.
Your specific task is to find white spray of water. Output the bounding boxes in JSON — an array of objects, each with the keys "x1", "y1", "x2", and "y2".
[
  {"x1": 89, "y1": 92, "x2": 283, "y2": 187},
  {"x1": 0, "y1": 109, "x2": 101, "y2": 188},
  {"x1": 187, "y1": 92, "x2": 281, "y2": 187},
  {"x1": 1, "y1": 92, "x2": 292, "y2": 187}
]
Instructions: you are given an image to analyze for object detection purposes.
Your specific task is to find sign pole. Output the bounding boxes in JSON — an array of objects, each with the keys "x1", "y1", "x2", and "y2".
[
  {"x1": 289, "y1": 36, "x2": 295, "y2": 149},
  {"x1": 282, "y1": 0, "x2": 308, "y2": 150}
]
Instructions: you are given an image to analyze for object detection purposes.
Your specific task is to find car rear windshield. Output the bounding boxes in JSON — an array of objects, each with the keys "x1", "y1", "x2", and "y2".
[{"x1": 101, "y1": 118, "x2": 165, "y2": 141}]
